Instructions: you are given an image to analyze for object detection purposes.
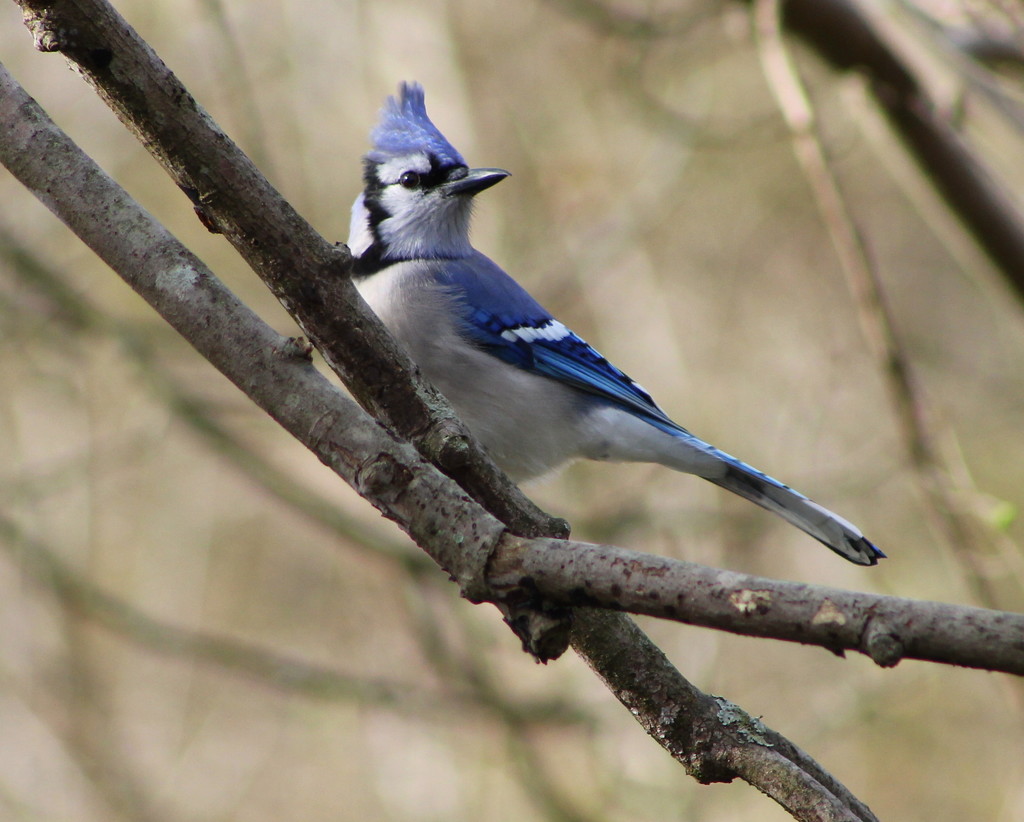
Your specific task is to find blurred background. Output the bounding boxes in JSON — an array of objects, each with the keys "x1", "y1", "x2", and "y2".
[{"x1": 3, "y1": 0, "x2": 1024, "y2": 819}]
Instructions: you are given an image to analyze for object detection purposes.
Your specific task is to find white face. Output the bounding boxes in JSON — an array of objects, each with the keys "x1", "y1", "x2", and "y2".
[
  {"x1": 362, "y1": 151, "x2": 475, "y2": 261},
  {"x1": 373, "y1": 153, "x2": 431, "y2": 185}
]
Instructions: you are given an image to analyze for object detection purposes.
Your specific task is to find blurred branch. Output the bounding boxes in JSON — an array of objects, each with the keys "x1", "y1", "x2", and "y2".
[
  {"x1": 565, "y1": 0, "x2": 1024, "y2": 300},
  {"x1": 195, "y1": 0, "x2": 278, "y2": 173},
  {"x1": 0, "y1": 53, "x2": 877, "y2": 820},
  {"x1": 754, "y1": 0, "x2": 925, "y2": 464},
  {"x1": 773, "y1": 0, "x2": 1024, "y2": 303},
  {"x1": 400, "y1": 581, "x2": 604, "y2": 822},
  {"x1": 754, "y1": 0, "x2": 1024, "y2": 610},
  {"x1": 0, "y1": 509, "x2": 582, "y2": 724},
  {"x1": 942, "y1": 24, "x2": 1024, "y2": 69},
  {"x1": 543, "y1": 0, "x2": 712, "y2": 39},
  {"x1": 47, "y1": 574, "x2": 178, "y2": 822}
]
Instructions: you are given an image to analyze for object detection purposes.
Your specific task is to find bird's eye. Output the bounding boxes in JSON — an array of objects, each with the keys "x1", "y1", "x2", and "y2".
[{"x1": 399, "y1": 171, "x2": 421, "y2": 189}]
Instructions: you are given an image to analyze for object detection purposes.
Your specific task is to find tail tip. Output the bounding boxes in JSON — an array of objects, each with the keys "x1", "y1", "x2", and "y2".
[{"x1": 848, "y1": 536, "x2": 886, "y2": 566}]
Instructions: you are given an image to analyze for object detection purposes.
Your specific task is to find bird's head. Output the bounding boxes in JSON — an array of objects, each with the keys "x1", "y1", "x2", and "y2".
[{"x1": 349, "y1": 82, "x2": 508, "y2": 269}]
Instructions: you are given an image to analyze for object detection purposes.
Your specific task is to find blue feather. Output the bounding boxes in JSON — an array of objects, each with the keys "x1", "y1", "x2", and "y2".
[
  {"x1": 440, "y1": 255, "x2": 676, "y2": 428},
  {"x1": 369, "y1": 82, "x2": 465, "y2": 167}
]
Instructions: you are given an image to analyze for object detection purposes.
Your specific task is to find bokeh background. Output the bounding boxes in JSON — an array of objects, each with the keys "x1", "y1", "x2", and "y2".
[{"x1": 3, "y1": 1, "x2": 1024, "y2": 820}]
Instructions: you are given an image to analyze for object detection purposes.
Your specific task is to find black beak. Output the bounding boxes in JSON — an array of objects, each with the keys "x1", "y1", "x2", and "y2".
[{"x1": 443, "y1": 167, "x2": 510, "y2": 197}]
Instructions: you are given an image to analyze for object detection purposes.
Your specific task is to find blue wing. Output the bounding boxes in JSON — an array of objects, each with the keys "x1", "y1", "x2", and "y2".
[
  {"x1": 433, "y1": 255, "x2": 885, "y2": 566},
  {"x1": 438, "y1": 253, "x2": 680, "y2": 435}
]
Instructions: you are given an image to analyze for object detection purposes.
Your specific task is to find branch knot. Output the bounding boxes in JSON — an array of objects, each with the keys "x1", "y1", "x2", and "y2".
[{"x1": 862, "y1": 617, "x2": 905, "y2": 668}]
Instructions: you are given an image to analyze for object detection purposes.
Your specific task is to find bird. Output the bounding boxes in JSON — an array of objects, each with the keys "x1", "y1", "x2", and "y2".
[{"x1": 347, "y1": 82, "x2": 884, "y2": 567}]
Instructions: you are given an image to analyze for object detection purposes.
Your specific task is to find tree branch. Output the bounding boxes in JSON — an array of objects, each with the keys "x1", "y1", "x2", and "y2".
[
  {"x1": 570, "y1": 610, "x2": 877, "y2": 822},
  {"x1": 491, "y1": 536, "x2": 1024, "y2": 675}
]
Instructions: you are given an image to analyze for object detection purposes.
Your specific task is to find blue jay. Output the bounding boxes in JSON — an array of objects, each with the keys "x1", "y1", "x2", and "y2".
[{"x1": 348, "y1": 83, "x2": 884, "y2": 567}]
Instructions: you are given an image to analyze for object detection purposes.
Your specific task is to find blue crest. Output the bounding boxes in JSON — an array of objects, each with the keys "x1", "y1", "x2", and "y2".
[{"x1": 368, "y1": 82, "x2": 466, "y2": 167}]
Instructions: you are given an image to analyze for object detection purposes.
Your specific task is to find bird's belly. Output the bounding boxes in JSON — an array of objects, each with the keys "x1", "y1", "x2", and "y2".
[
  {"x1": 423, "y1": 349, "x2": 585, "y2": 481},
  {"x1": 356, "y1": 266, "x2": 585, "y2": 480}
]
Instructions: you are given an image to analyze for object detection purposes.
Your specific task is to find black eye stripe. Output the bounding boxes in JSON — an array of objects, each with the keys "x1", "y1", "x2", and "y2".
[
  {"x1": 364, "y1": 155, "x2": 468, "y2": 194},
  {"x1": 402, "y1": 158, "x2": 465, "y2": 190}
]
